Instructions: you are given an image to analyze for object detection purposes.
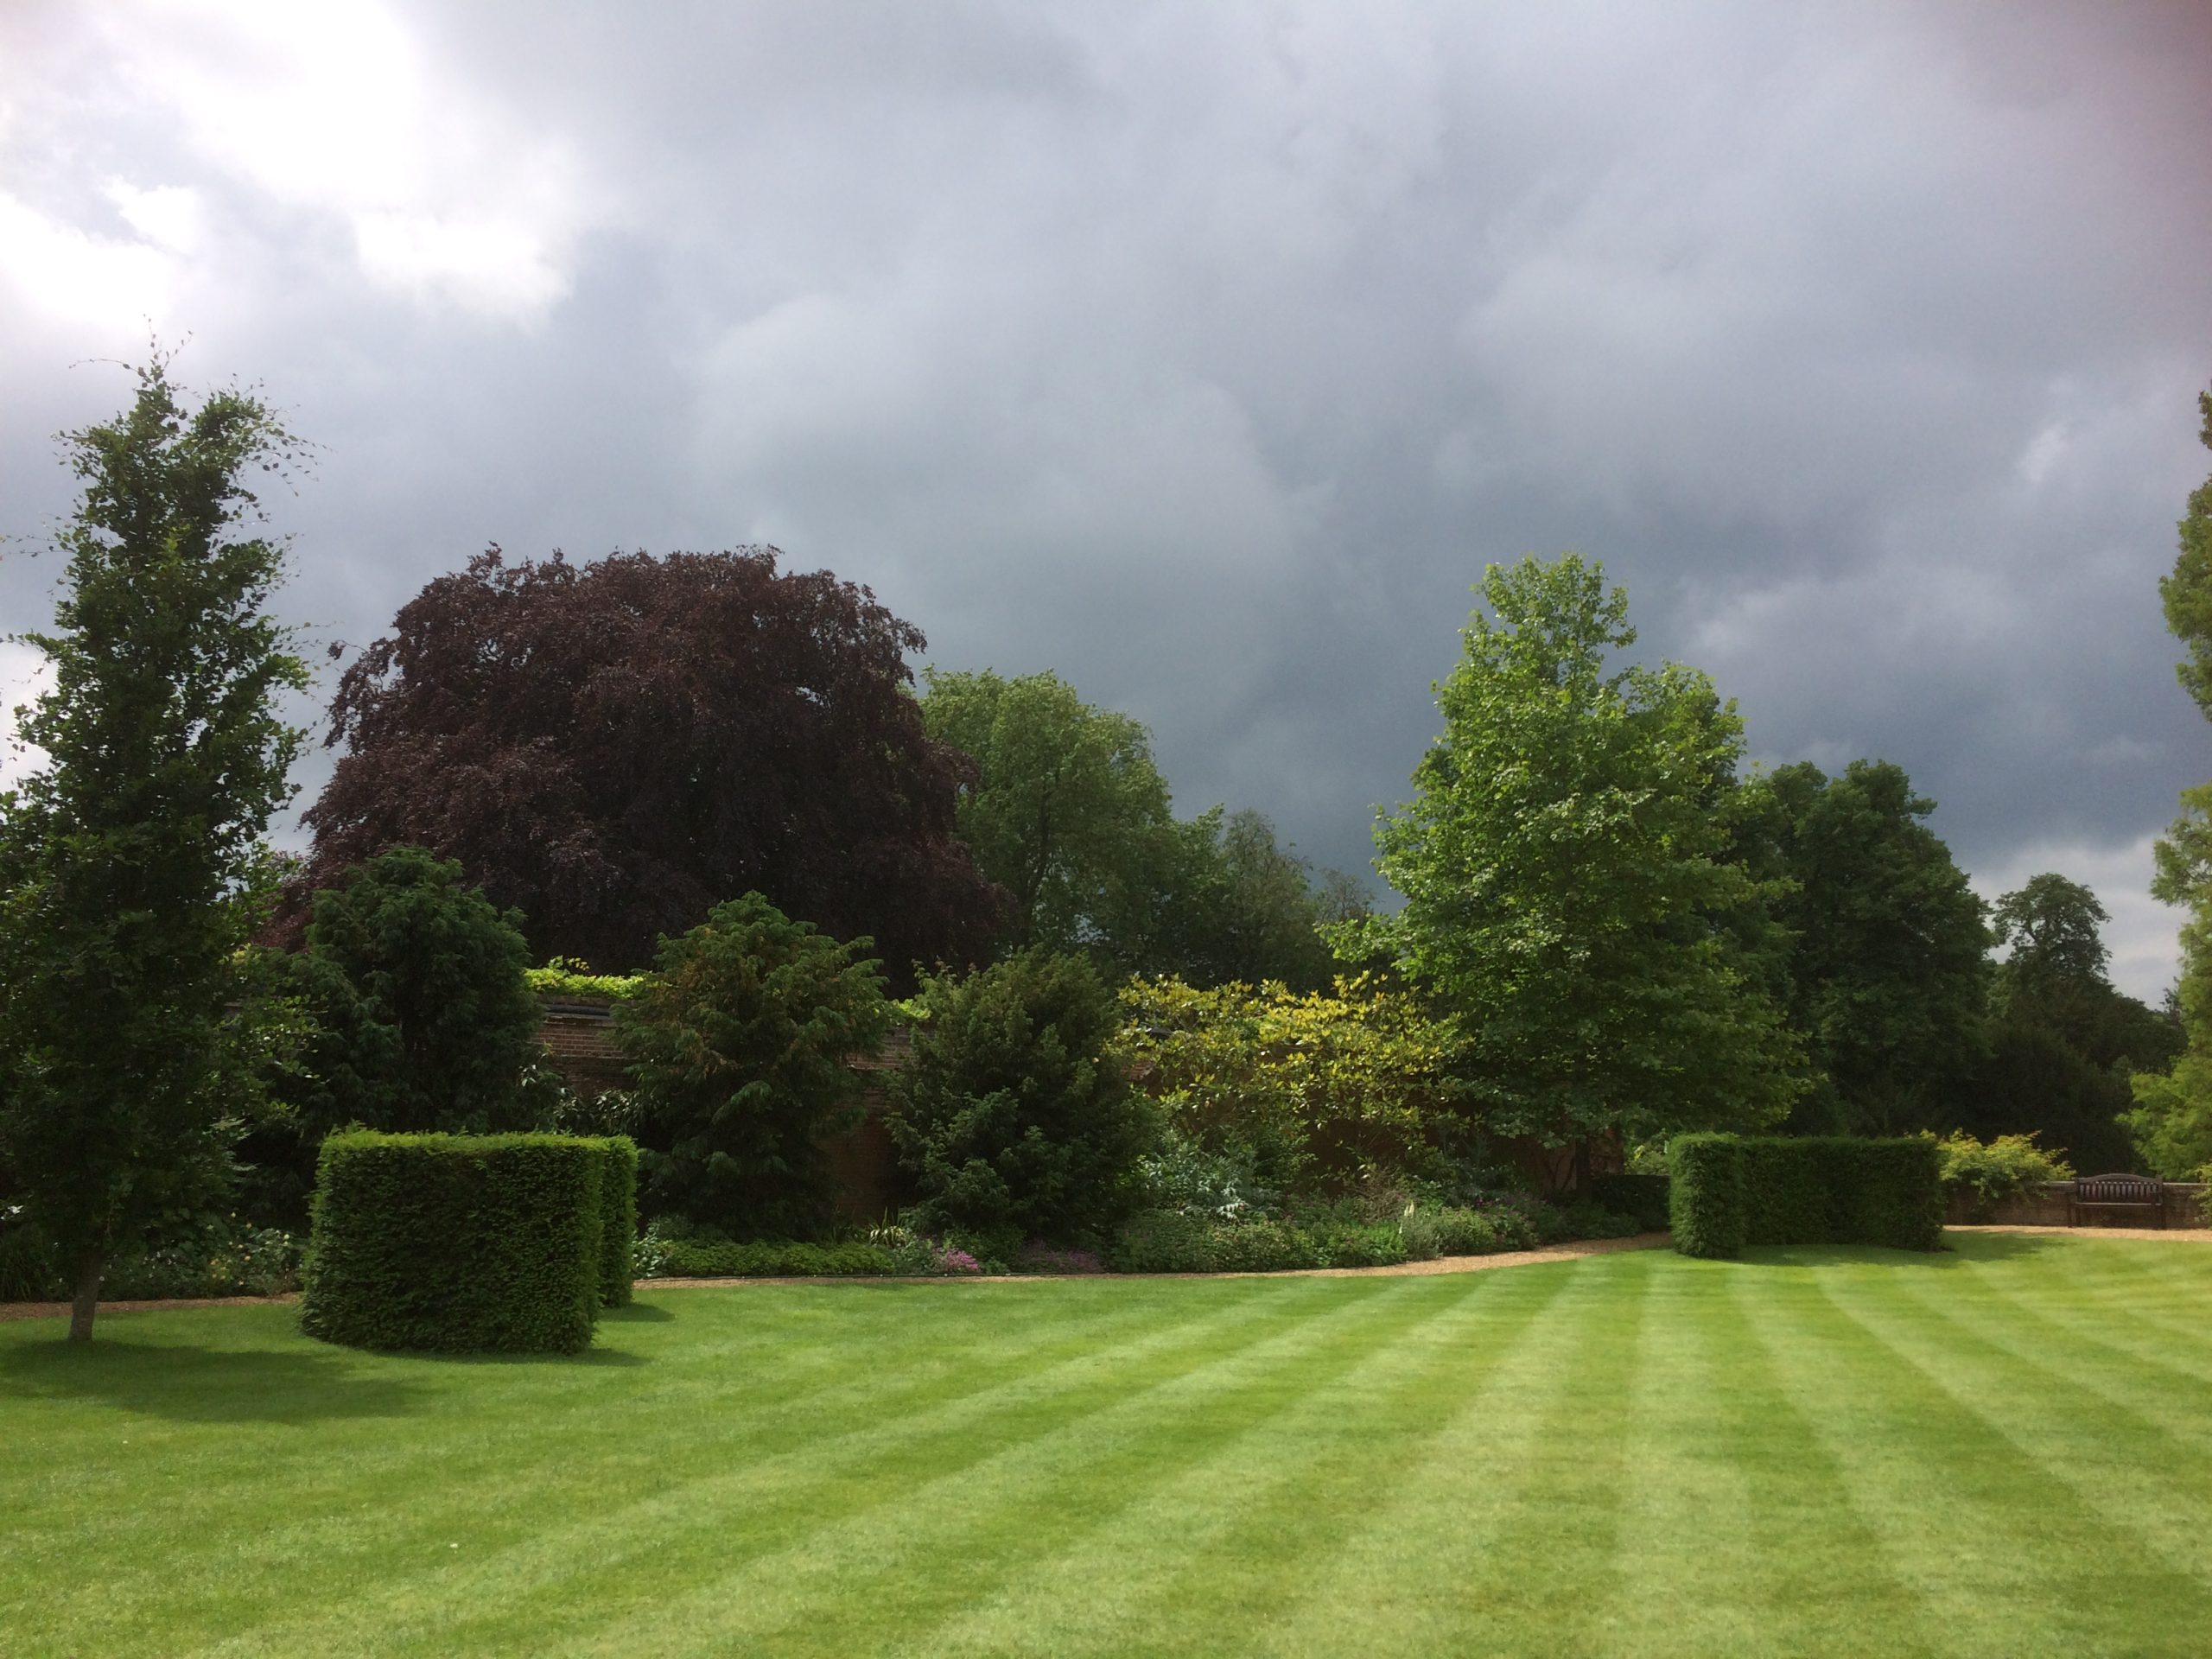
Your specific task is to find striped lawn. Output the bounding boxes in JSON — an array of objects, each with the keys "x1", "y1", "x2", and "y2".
[{"x1": 3, "y1": 1232, "x2": 2210, "y2": 1657}]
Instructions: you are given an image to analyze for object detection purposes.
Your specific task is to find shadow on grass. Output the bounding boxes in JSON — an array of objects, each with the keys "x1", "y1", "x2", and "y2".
[{"x1": 0, "y1": 1337, "x2": 429, "y2": 1424}]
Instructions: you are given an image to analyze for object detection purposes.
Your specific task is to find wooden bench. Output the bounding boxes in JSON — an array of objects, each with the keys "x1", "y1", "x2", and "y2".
[{"x1": 2068, "y1": 1174, "x2": 2167, "y2": 1229}]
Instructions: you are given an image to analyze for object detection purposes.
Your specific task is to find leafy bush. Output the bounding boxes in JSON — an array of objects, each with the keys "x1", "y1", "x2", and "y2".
[
  {"x1": 280, "y1": 847, "x2": 550, "y2": 1136},
  {"x1": 1936, "y1": 1131, "x2": 2074, "y2": 1219},
  {"x1": 889, "y1": 950, "x2": 1155, "y2": 1246},
  {"x1": 1556, "y1": 1203, "x2": 1641, "y2": 1241},
  {"x1": 105, "y1": 1219, "x2": 303, "y2": 1300},
  {"x1": 1591, "y1": 1173, "x2": 1671, "y2": 1232},
  {"x1": 301, "y1": 1131, "x2": 607, "y2": 1353},
  {"x1": 0, "y1": 1208, "x2": 64, "y2": 1300},
  {"x1": 1134, "y1": 1135, "x2": 1281, "y2": 1223},
  {"x1": 1430, "y1": 1206, "x2": 1503, "y2": 1255},
  {"x1": 617, "y1": 893, "x2": 890, "y2": 1239},
  {"x1": 1111, "y1": 974, "x2": 1462, "y2": 1199},
  {"x1": 525, "y1": 959, "x2": 643, "y2": 1001},
  {"x1": 1106, "y1": 1210, "x2": 1408, "y2": 1273},
  {"x1": 646, "y1": 1237, "x2": 898, "y2": 1277},
  {"x1": 1669, "y1": 1134, "x2": 1944, "y2": 1258},
  {"x1": 1012, "y1": 1243, "x2": 1106, "y2": 1275}
]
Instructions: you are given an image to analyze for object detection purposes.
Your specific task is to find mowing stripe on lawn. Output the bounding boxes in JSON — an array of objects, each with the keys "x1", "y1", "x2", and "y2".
[
  {"x1": 524, "y1": 1278, "x2": 1470, "y2": 1656},
  {"x1": 15, "y1": 1286, "x2": 1265, "y2": 1655},
  {"x1": 1795, "y1": 1265, "x2": 2212, "y2": 1651},
  {"x1": 1839, "y1": 1268, "x2": 2212, "y2": 1599},
  {"x1": 1942, "y1": 1257, "x2": 2212, "y2": 1417},
  {"x1": 185, "y1": 1280, "x2": 1354, "y2": 1659},
  {"x1": 1604, "y1": 1254, "x2": 1942, "y2": 1659},
  {"x1": 1230, "y1": 1254, "x2": 1651, "y2": 1657},
  {"x1": 893, "y1": 1267, "x2": 1574, "y2": 1657}
]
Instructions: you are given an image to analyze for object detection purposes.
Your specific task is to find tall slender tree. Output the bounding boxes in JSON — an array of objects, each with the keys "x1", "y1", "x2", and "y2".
[
  {"x1": 0, "y1": 358, "x2": 308, "y2": 1340},
  {"x1": 2126, "y1": 382, "x2": 2212, "y2": 1174}
]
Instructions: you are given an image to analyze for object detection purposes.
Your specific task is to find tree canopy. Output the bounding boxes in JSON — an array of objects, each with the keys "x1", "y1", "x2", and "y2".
[
  {"x1": 0, "y1": 359, "x2": 308, "y2": 1340},
  {"x1": 918, "y1": 667, "x2": 1350, "y2": 987},
  {"x1": 296, "y1": 547, "x2": 1001, "y2": 982},
  {"x1": 1743, "y1": 759, "x2": 1991, "y2": 1134},
  {"x1": 1344, "y1": 553, "x2": 1801, "y2": 1156},
  {"x1": 2126, "y1": 383, "x2": 2212, "y2": 1176}
]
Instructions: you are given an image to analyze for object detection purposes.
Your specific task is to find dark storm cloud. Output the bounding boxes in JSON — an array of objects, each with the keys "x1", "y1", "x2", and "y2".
[{"x1": 3, "y1": 1, "x2": 2208, "y2": 995}]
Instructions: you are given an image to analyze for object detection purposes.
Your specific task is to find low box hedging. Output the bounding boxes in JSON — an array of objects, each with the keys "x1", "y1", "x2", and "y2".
[
  {"x1": 593, "y1": 1136, "x2": 639, "y2": 1306},
  {"x1": 1669, "y1": 1134, "x2": 1943, "y2": 1259},
  {"x1": 302, "y1": 1131, "x2": 607, "y2": 1354},
  {"x1": 646, "y1": 1238, "x2": 898, "y2": 1278}
]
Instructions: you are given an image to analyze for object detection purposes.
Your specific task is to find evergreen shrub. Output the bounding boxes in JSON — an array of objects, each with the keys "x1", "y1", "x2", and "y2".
[
  {"x1": 302, "y1": 1131, "x2": 606, "y2": 1353},
  {"x1": 1669, "y1": 1134, "x2": 1943, "y2": 1258},
  {"x1": 645, "y1": 1237, "x2": 897, "y2": 1278},
  {"x1": 594, "y1": 1136, "x2": 639, "y2": 1306}
]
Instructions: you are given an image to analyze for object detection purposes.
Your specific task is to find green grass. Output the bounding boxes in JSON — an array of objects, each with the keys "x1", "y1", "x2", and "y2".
[{"x1": 5, "y1": 1233, "x2": 2211, "y2": 1657}]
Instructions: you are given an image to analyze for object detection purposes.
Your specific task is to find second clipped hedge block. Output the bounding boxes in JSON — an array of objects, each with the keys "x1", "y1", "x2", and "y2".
[
  {"x1": 302, "y1": 1131, "x2": 613, "y2": 1353},
  {"x1": 594, "y1": 1135, "x2": 639, "y2": 1307},
  {"x1": 1669, "y1": 1134, "x2": 1943, "y2": 1259}
]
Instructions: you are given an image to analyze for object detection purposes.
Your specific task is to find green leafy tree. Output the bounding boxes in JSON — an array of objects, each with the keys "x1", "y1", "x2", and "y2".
[
  {"x1": 887, "y1": 949, "x2": 1154, "y2": 1250},
  {"x1": 0, "y1": 358, "x2": 308, "y2": 1340},
  {"x1": 1116, "y1": 807, "x2": 1351, "y2": 992},
  {"x1": 283, "y1": 846, "x2": 549, "y2": 1135},
  {"x1": 1745, "y1": 760, "x2": 1992, "y2": 1134},
  {"x1": 918, "y1": 667, "x2": 1177, "y2": 956},
  {"x1": 1938, "y1": 872, "x2": 2175, "y2": 1172},
  {"x1": 919, "y1": 667, "x2": 1350, "y2": 985},
  {"x1": 1340, "y1": 554, "x2": 1801, "y2": 1167},
  {"x1": 2127, "y1": 382, "x2": 2212, "y2": 1176},
  {"x1": 615, "y1": 893, "x2": 889, "y2": 1238}
]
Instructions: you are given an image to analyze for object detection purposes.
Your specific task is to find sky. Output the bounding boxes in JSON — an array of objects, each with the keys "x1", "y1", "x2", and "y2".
[{"x1": 2, "y1": 0, "x2": 2209, "y2": 999}]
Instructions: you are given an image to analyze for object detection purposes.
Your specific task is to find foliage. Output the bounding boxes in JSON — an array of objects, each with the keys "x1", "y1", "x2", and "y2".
[
  {"x1": 0, "y1": 356, "x2": 309, "y2": 1340},
  {"x1": 616, "y1": 893, "x2": 890, "y2": 1239},
  {"x1": 2130, "y1": 388, "x2": 2212, "y2": 1176},
  {"x1": 887, "y1": 949, "x2": 1154, "y2": 1245},
  {"x1": 918, "y1": 667, "x2": 1174, "y2": 957},
  {"x1": 1399, "y1": 1205, "x2": 1504, "y2": 1259},
  {"x1": 1590, "y1": 1173, "x2": 1672, "y2": 1233},
  {"x1": 1112, "y1": 973, "x2": 1462, "y2": 1198},
  {"x1": 1341, "y1": 554, "x2": 1802, "y2": 1158},
  {"x1": 1952, "y1": 1020, "x2": 2137, "y2": 1174},
  {"x1": 636, "y1": 1231, "x2": 899, "y2": 1279},
  {"x1": 103, "y1": 1218, "x2": 303, "y2": 1300},
  {"x1": 594, "y1": 1135, "x2": 639, "y2": 1306},
  {"x1": 1669, "y1": 1134, "x2": 1944, "y2": 1258},
  {"x1": 1740, "y1": 760, "x2": 1992, "y2": 1134},
  {"x1": 1934, "y1": 1132, "x2": 2074, "y2": 1220},
  {"x1": 295, "y1": 546, "x2": 1000, "y2": 982},
  {"x1": 1134, "y1": 1134, "x2": 1281, "y2": 1222},
  {"x1": 300, "y1": 1131, "x2": 609, "y2": 1353},
  {"x1": 918, "y1": 669, "x2": 1351, "y2": 986},
  {"x1": 525, "y1": 959, "x2": 642, "y2": 1001},
  {"x1": 281, "y1": 846, "x2": 550, "y2": 1135},
  {"x1": 1950, "y1": 872, "x2": 2175, "y2": 1170}
]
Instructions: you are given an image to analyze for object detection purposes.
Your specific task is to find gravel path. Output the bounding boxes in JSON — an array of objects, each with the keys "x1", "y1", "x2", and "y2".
[{"x1": 1948, "y1": 1223, "x2": 2212, "y2": 1243}]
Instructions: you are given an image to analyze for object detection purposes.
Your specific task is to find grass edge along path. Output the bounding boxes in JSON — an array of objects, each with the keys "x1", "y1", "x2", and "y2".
[{"x1": 5, "y1": 1234, "x2": 2212, "y2": 1657}]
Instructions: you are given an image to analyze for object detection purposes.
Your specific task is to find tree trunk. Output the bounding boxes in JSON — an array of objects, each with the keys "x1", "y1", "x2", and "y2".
[
  {"x1": 67, "y1": 1249, "x2": 104, "y2": 1344},
  {"x1": 1572, "y1": 1136, "x2": 1592, "y2": 1198}
]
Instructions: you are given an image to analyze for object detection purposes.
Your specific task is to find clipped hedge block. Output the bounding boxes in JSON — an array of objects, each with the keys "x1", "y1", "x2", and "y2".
[
  {"x1": 302, "y1": 1131, "x2": 606, "y2": 1354},
  {"x1": 1669, "y1": 1134, "x2": 1943, "y2": 1259},
  {"x1": 593, "y1": 1135, "x2": 639, "y2": 1306},
  {"x1": 1669, "y1": 1135, "x2": 1746, "y2": 1258}
]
